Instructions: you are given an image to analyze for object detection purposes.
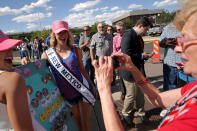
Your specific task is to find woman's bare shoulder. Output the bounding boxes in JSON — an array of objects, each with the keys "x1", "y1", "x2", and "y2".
[
  {"x1": 0, "y1": 72, "x2": 25, "y2": 101},
  {"x1": 0, "y1": 72, "x2": 25, "y2": 87}
]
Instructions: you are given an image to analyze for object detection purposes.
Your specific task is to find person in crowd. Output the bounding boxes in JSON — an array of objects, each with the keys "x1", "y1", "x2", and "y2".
[
  {"x1": 38, "y1": 37, "x2": 43, "y2": 56},
  {"x1": 113, "y1": 21, "x2": 125, "y2": 53},
  {"x1": 119, "y1": 17, "x2": 153, "y2": 124},
  {"x1": 30, "y1": 39, "x2": 35, "y2": 60},
  {"x1": 22, "y1": 20, "x2": 96, "y2": 131},
  {"x1": 159, "y1": 22, "x2": 181, "y2": 91},
  {"x1": 73, "y1": 34, "x2": 80, "y2": 47},
  {"x1": 113, "y1": 21, "x2": 126, "y2": 100},
  {"x1": 107, "y1": 25, "x2": 114, "y2": 37},
  {"x1": 44, "y1": 35, "x2": 51, "y2": 50},
  {"x1": 93, "y1": 0, "x2": 197, "y2": 130},
  {"x1": 27, "y1": 40, "x2": 32, "y2": 59},
  {"x1": 0, "y1": 29, "x2": 33, "y2": 130},
  {"x1": 90, "y1": 22, "x2": 113, "y2": 62},
  {"x1": 159, "y1": 21, "x2": 182, "y2": 117},
  {"x1": 18, "y1": 41, "x2": 29, "y2": 59},
  {"x1": 79, "y1": 26, "x2": 94, "y2": 83},
  {"x1": 33, "y1": 37, "x2": 40, "y2": 60}
]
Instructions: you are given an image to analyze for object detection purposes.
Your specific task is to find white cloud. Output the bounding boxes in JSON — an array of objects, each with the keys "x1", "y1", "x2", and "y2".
[
  {"x1": 26, "y1": 23, "x2": 39, "y2": 29},
  {"x1": 12, "y1": 12, "x2": 52, "y2": 23},
  {"x1": 100, "y1": 6, "x2": 109, "y2": 12},
  {"x1": 43, "y1": 25, "x2": 51, "y2": 30},
  {"x1": 111, "y1": 6, "x2": 119, "y2": 11},
  {"x1": 65, "y1": 9, "x2": 128, "y2": 28},
  {"x1": 0, "y1": 0, "x2": 52, "y2": 16},
  {"x1": 128, "y1": 4, "x2": 143, "y2": 9},
  {"x1": 84, "y1": 6, "x2": 109, "y2": 14},
  {"x1": 5, "y1": 30, "x2": 16, "y2": 34},
  {"x1": 153, "y1": 0, "x2": 177, "y2": 7},
  {"x1": 0, "y1": 7, "x2": 20, "y2": 16},
  {"x1": 85, "y1": 8, "x2": 100, "y2": 14},
  {"x1": 70, "y1": 0, "x2": 101, "y2": 12}
]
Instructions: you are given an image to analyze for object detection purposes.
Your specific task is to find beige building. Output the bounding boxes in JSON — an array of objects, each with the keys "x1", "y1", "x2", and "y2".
[{"x1": 112, "y1": 9, "x2": 164, "y2": 25}]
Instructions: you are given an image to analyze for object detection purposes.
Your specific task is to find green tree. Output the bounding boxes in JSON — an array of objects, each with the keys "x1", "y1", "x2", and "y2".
[
  {"x1": 156, "y1": 10, "x2": 176, "y2": 24},
  {"x1": 90, "y1": 23, "x2": 98, "y2": 34},
  {"x1": 124, "y1": 21, "x2": 134, "y2": 30}
]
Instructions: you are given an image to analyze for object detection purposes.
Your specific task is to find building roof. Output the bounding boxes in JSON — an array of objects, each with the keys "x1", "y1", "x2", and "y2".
[{"x1": 112, "y1": 9, "x2": 164, "y2": 23}]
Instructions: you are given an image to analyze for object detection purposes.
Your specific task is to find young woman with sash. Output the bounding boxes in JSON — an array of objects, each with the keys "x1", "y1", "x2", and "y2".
[
  {"x1": 0, "y1": 30, "x2": 33, "y2": 131},
  {"x1": 42, "y1": 20, "x2": 96, "y2": 131}
]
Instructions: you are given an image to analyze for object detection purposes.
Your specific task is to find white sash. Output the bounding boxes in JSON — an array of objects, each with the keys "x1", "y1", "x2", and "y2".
[{"x1": 45, "y1": 48, "x2": 95, "y2": 105}]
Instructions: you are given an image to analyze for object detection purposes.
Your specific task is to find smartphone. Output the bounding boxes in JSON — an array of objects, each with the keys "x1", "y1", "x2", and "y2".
[
  {"x1": 168, "y1": 38, "x2": 176, "y2": 41},
  {"x1": 112, "y1": 56, "x2": 119, "y2": 69},
  {"x1": 175, "y1": 62, "x2": 184, "y2": 66}
]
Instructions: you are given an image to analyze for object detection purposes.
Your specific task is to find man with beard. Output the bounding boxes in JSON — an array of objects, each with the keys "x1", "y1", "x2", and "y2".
[{"x1": 90, "y1": 22, "x2": 113, "y2": 62}]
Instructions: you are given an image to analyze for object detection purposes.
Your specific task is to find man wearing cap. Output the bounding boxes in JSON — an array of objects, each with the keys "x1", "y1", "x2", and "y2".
[{"x1": 90, "y1": 22, "x2": 113, "y2": 62}]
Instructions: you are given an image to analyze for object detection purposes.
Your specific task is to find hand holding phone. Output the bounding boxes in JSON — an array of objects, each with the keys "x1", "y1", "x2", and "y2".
[{"x1": 175, "y1": 62, "x2": 184, "y2": 69}]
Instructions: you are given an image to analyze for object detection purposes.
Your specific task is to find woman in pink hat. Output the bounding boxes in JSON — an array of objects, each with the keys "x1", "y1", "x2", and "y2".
[
  {"x1": 45, "y1": 20, "x2": 96, "y2": 131},
  {"x1": 0, "y1": 30, "x2": 33, "y2": 130},
  {"x1": 22, "y1": 20, "x2": 96, "y2": 131}
]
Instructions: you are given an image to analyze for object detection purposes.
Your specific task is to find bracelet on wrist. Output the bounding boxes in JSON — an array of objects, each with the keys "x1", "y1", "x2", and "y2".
[{"x1": 135, "y1": 78, "x2": 149, "y2": 85}]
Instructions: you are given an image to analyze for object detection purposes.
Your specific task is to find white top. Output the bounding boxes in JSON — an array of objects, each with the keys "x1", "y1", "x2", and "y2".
[{"x1": 0, "y1": 70, "x2": 13, "y2": 131}]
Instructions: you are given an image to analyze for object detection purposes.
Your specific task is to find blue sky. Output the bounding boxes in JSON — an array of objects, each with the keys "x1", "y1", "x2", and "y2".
[{"x1": 0, "y1": 0, "x2": 180, "y2": 34}]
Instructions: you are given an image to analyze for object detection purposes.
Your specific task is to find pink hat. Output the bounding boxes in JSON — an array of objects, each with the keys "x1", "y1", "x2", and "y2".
[
  {"x1": 0, "y1": 30, "x2": 22, "y2": 51},
  {"x1": 52, "y1": 20, "x2": 69, "y2": 34}
]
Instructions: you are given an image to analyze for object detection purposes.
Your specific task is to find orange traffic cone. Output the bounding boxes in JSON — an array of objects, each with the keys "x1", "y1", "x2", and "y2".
[{"x1": 153, "y1": 40, "x2": 160, "y2": 62}]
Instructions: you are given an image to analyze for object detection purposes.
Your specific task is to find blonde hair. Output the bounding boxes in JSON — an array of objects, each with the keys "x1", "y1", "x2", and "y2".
[
  {"x1": 174, "y1": 0, "x2": 197, "y2": 31},
  {"x1": 50, "y1": 31, "x2": 75, "y2": 48}
]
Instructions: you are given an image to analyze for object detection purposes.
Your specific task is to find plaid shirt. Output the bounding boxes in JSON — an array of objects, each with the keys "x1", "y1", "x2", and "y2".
[{"x1": 160, "y1": 23, "x2": 181, "y2": 67}]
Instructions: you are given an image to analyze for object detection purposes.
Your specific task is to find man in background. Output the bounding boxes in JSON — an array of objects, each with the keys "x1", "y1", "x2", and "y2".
[{"x1": 79, "y1": 26, "x2": 94, "y2": 83}]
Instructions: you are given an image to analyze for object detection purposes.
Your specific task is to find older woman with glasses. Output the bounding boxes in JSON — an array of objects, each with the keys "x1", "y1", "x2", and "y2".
[{"x1": 93, "y1": 0, "x2": 197, "y2": 130}]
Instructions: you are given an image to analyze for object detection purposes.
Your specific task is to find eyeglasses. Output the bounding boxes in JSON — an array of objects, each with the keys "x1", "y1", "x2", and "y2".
[
  {"x1": 107, "y1": 29, "x2": 112, "y2": 31},
  {"x1": 176, "y1": 37, "x2": 197, "y2": 47}
]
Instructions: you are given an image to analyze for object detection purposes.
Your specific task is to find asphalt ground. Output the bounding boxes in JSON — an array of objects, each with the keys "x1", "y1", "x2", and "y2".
[{"x1": 111, "y1": 37, "x2": 165, "y2": 131}]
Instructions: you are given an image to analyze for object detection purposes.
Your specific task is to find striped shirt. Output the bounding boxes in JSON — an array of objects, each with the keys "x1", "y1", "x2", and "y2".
[{"x1": 50, "y1": 48, "x2": 82, "y2": 101}]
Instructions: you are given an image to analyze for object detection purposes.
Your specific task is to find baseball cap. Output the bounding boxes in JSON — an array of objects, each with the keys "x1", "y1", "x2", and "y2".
[
  {"x1": 0, "y1": 30, "x2": 23, "y2": 51},
  {"x1": 52, "y1": 20, "x2": 69, "y2": 34}
]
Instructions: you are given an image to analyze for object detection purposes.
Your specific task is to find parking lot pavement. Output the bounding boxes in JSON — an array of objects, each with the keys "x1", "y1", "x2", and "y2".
[
  {"x1": 111, "y1": 52, "x2": 164, "y2": 131},
  {"x1": 143, "y1": 36, "x2": 160, "y2": 41}
]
